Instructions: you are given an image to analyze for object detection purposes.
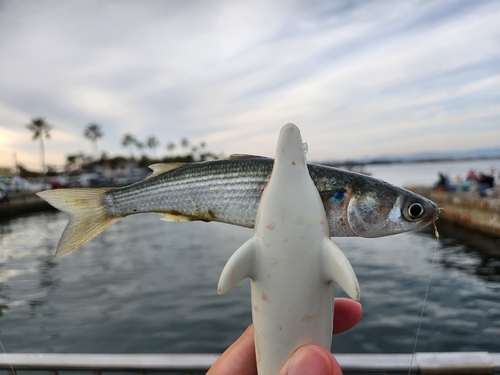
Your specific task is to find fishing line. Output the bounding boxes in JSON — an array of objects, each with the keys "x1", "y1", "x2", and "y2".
[
  {"x1": 0, "y1": 338, "x2": 16, "y2": 375},
  {"x1": 408, "y1": 221, "x2": 440, "y2": 375}
]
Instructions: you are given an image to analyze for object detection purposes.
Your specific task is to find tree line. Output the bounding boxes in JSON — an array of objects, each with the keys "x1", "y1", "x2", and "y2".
[{"x1": 24, "y1": 117, "x2": 219, "y2": 176}]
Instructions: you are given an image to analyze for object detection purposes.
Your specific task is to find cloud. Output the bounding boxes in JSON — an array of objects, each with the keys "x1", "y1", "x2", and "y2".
[{"x1": 0, "y1": 0, "x2": 499, "y2": 170}]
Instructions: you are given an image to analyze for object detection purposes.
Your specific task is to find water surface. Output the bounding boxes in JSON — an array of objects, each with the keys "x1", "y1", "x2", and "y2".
[{"x1": 0, "y1": 161, "x2": 499, "y2": 354}]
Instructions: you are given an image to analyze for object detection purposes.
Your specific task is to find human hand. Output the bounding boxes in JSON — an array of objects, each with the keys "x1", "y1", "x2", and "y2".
[{"x1": 207, "y1": 298, "x2": 362, "y2": 375}]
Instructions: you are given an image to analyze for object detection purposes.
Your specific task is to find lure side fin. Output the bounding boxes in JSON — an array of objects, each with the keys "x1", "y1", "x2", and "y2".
[
  {"x1": 37, "y1": 188, "x2": 121, "y2": 256},
  {"x1": 217, "y1": 237, "x2": 257, "y2": 295},
  {"x1": 321, "y1": 238, "x2": 361, "y2": 301}
]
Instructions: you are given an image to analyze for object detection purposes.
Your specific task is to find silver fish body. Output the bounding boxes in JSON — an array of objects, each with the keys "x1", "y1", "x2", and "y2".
[
  {"x1": 105, "y1": 157, "x2": 438, "y2": 235},
  {"x1": 104, "y1": 158, "x2": 269, "y2": 228},
  {"x1": 38, "y1": 157, "x2": 439, "y2": 255}
]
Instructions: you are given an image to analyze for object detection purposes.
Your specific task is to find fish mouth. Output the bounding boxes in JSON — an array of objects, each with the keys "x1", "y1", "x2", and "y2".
[
  {"x1": 424, "y1": 203, "x2": 441, "y2": 224},
  {"x1": 429, "y1": 212, "x2": 440, "y2": 224}
]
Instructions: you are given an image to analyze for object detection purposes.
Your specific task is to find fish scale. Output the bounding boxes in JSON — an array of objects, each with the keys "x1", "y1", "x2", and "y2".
[{"x1": 106, "y1": 159, "x2": 270, "y2": 225}]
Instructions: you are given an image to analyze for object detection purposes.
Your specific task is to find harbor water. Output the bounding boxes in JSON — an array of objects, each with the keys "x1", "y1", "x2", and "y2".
[{"x1": 0, "y1": 160, "x2": 499, "y2": 355}]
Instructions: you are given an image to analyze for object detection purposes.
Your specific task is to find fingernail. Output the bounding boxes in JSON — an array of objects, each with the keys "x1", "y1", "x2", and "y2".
[{"x1": 283, "y1": 345, "x2": 334, "y2": 375}]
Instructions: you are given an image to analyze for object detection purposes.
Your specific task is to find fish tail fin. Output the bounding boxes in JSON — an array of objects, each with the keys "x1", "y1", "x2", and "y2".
[{"x1": 37, "y1": 188, "x2": 121, "y2": 256}]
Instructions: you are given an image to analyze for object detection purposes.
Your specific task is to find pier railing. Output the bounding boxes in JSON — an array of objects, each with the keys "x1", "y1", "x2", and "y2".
[{"x1": 1, "y1": 352, "x2": 499, "y2": 374}]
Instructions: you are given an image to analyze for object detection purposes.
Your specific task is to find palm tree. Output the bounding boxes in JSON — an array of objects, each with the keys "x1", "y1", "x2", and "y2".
[
  {"x1": 134, "y1": 139, "x2": 145, "y2": 157},
  {"x1": 191, "y1": 145, "x2": 199, "y2": 160},
  {"x1": 166, "y1": 141, "x2": 176, "y2": 156},
  {"x1": 180, "y1": 137, "x2": 190, "y2": 155},
  {"x1": 198, "y1": 140, "x2": 207, "y2": 161},
  {"x1": 65, "y1": 154, "x2": 84, "y2": 172},
  {"x1": 146, "y1": 135, "x2": 160, "y2": 159},
  {"x1": 84, "y1": 123, "x2": 104, "y2": 160},
  {"x1": 26, "y1": 117, "x2": 52, "y2": 173},
  {"x1": 122, "y1": 133, "x2": 137, "y2": 159}
]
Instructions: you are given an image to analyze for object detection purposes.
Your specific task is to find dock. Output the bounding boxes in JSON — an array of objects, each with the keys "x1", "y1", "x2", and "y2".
[
  {"x1": 410, "y1": 187, "x2": 500, "y2": 237},
  {"x1": 0, "y1": 192, "x2": 53, "y2": 219}
]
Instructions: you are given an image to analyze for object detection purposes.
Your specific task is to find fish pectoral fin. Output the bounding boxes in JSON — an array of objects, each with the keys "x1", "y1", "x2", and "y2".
[
  {"x1": 321, "y1": 238, "x2": 361, "y2": 301},
  {"x1": 146, "y1": 163, "x2": 187, "y2": 179},
  {"x1": 217, "y1": 237, "x2": 257, "y2": 295}
]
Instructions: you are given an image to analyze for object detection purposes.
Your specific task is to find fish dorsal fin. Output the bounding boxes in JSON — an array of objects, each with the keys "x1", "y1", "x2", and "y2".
[
  {"x1": 147, "y1": 163, "x2": 187, "y2": 179},
  {"x1": 229, "y1": 154, "x2": 267, "y2": 160}
]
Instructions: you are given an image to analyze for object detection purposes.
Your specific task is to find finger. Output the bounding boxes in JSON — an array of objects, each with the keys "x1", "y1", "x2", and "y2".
[
  {"x1": 206, "y1": 325, "x2": 257, "y2": 375},
  {"x1": 333, "y1": 298, "x2": 363, "y2": 334},
  {"x1": 278, "y1": 344, "x2": 340, "y2": 375},
  {"x1": 208, "y1": 298, "x2": 362, "y2": 374}
]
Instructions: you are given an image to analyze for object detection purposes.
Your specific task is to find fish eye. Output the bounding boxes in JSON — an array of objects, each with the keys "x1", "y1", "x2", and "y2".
[{"x1": 403, "y1": 201, "x2": 425, "y2": 221}]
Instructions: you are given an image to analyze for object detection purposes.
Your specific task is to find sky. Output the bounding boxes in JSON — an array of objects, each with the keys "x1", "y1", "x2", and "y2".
[{"x1": 0, "y1": 0, "x2": 499, "y2": 171}]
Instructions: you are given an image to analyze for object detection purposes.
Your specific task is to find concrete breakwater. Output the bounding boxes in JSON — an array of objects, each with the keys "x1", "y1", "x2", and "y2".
[
  {"x1": 0, "y1": 192, "x2": 53, "y2": 219},
  {"x1": 410, "y1": 187, "x2": 500, "y2": 238}
]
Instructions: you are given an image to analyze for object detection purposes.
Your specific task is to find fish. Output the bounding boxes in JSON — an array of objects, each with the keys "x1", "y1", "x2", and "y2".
[
  {"x1": 218, "y1": 124, "x2": 360, "y2": 374},
  {"x1": 37, "y1": 149, "x2": 439, "y2": 256}
]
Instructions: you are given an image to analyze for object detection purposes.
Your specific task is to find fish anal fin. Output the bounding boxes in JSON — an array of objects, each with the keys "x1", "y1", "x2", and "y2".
[
  {"x1": 37, "y1": 188, "x2": 121, "y2": 256},
  {"x1": 218, "y1": 237, "x2": 257, "y2": 295},
  {"x1": 160, "y1": 212, "x2": 192, "y2": 222},
  {"x1": 321, "y1": 238, "x2": 361, "y2": 301},
  {"x1": 147, "y1": 163, "x2": 187, "y2": 179}
]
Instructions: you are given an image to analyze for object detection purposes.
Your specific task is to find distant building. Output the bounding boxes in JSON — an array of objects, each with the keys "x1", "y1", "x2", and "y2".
[{"x1": 0, "y1": 166, "x2": 13, "y2": 177}]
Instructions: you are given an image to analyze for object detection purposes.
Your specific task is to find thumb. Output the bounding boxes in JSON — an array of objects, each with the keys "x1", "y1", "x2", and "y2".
[{"x1": 278, "y1": 345, "x2": 342, "y2": 375}]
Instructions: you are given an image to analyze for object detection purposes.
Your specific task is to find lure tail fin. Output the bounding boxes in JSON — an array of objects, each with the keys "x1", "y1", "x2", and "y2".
[{"x1": 37, "y1": 188, "x2": 121, "y2": 256}]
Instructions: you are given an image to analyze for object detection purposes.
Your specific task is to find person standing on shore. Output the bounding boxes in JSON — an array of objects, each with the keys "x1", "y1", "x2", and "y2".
[{"x1": 477, "y1": 172, "x2": 494, "y2": 197}]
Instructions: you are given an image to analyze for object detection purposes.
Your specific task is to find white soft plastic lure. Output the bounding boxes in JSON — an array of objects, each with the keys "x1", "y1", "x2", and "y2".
[{"x1": 218, "y1": 124, "x2": 360, "y2": 375}]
